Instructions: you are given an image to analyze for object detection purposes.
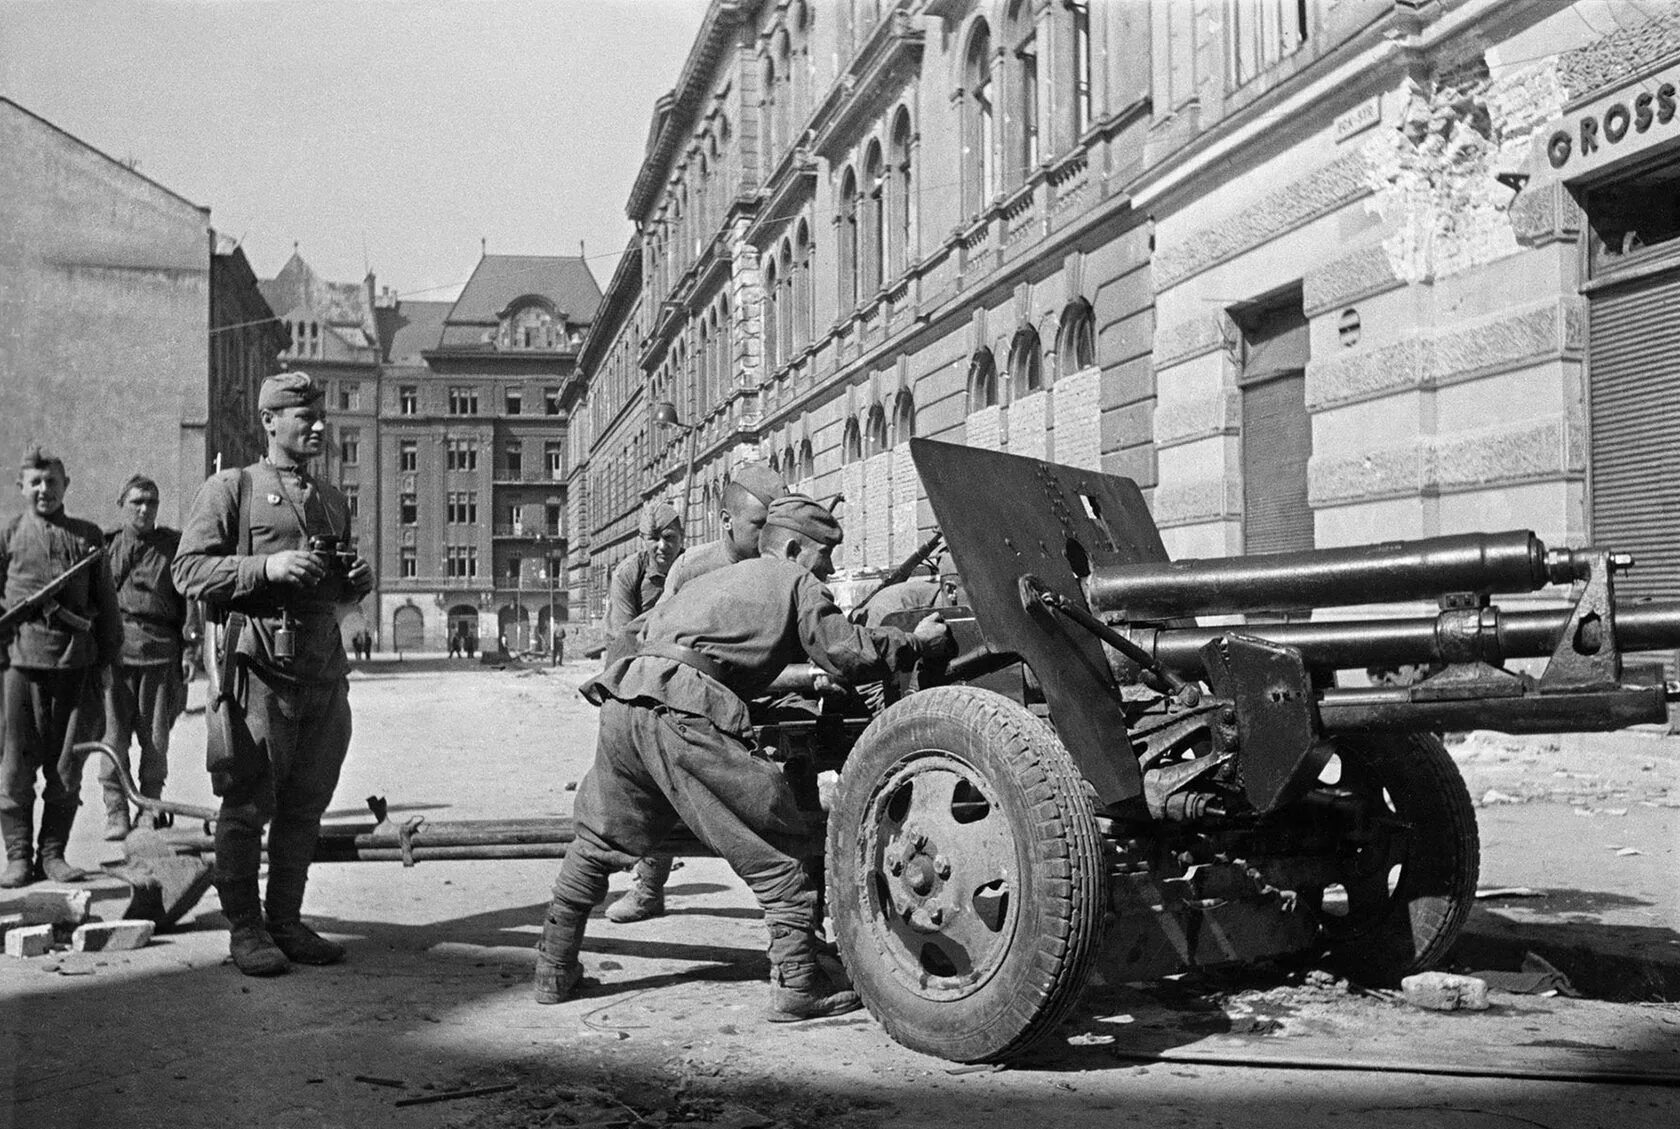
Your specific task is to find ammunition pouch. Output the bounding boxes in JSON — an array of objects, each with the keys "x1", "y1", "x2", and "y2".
[{"x1": 204, "y1": 612, "x2": 262, "y2": 796}]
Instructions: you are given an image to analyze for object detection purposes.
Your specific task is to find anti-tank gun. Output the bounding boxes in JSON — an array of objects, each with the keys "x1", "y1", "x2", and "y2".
[{"x1": 809, "y1": 438, "x2": 1680, "y2": 1064}]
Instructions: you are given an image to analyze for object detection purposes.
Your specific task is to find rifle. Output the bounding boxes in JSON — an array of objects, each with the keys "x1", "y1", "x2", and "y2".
[
  {"x1": 852, "y1": 531, "x2": 945, "y2": 617},
  {"x1": 0, "y1": 549, "x2": 102, "y2": 635}
]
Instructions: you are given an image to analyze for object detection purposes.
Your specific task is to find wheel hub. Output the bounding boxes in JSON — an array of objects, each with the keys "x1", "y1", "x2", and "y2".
[{"x1": 859, "y1": 751, "x2": 1019, "y2": 1000}]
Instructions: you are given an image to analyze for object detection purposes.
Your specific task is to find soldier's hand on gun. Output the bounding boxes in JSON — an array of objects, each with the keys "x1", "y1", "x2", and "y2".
[
  {"x1": 265, "y1": 549, "x2": 326, "y2": 588},
  {"x1": 912, "y1": 612, "x2": 956, "y2": 662}
]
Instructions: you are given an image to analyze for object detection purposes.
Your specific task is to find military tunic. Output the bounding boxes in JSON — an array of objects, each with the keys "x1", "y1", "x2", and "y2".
[
  {"x1": 661, "y1": 538, "x2": 736, "y2": 599},
  {"x1": 100, "y1": 525, "x2": 189, "y2": 802},
  {"x1": 555, "y1": 556, "x2": 923, "y2": 968},
  {"x1": 0, "y1": 510, "x2": 120, "y2": 815},
  {"x1": 172, "y1": 459, "x2": 355, "y2": 823},
  {"x1": 606, "y1": 548, "x2": 669, "y2": 632}
]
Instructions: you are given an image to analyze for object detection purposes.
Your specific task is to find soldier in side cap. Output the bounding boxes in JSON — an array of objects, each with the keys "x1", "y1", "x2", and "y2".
[
  {"x1": 604, "y1": 462, "x2": 789, "y2": 924},
  {"x1": 0, "y1": 446, "x2": 121, "y2": 887},
  {"x1": 532, "y1": 494, "x2": 954, "y2": 1022},
  {"x1": 606, "y1": 501, "x2": 683, "y2": 634},
  {"x1": 97, "y1": 474, "x2": 193, "y2": 841},
  {"x1": 173, "y1": 372, "x2": 373, "y2": 976}
]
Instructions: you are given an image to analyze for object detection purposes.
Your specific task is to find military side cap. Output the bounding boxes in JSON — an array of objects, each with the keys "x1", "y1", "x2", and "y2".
[
  {"x1": 638, "y1": 501, "x2": 682, "y2": 539},
  {"x1": 765, "y1": 493, "x2": 843, "y2": 547},
  {"x1": 259, "y1": 371, "x2": 325, "y2": 410},
  {"x1": 732, "y1": 462, "x2": 787, "y2": 507}
]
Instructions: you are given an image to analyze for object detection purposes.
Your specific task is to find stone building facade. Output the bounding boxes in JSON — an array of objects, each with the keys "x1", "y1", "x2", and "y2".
[
  {"x1": 574, "y1": 0, "x2": 1155, "y2": 612},
  {"x1": 0, "y1": 96, "x2": 265, "y2": 530},
  {"x1": 208, "y1": 234, "x2": 290, "y2": 477},
  {"x1": 574, "y1": 1, "x2": 1680, "y2": 625},
  {"x1": 375, "y1": 254, "x2": 600, "y2": 651}
]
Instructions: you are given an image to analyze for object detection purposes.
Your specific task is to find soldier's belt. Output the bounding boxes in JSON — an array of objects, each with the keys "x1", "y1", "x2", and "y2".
[{"x1": 637, "y1": 640, "x2": 729, "y2": 687}]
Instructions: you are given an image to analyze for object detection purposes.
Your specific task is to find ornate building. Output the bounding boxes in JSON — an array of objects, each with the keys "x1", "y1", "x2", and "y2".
[
  {"x1": 376, "y1": 254, "x2": 600, "y2": 651},
  {"x1": 573, "y1": 1, "x2": 1680, "y2": 639}
]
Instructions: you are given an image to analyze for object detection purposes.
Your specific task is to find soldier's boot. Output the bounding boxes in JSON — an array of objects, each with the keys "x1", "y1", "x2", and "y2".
[
  {"x1": 533, "y1": 901, "x2": 588, "y2": 1005},
  {"x1": 0, "y1": 810, "x2": 34, "y2": 888},
  {"x1": 264, "y1": 819, "x2": 345, "y2": 966},
  {"x1": 102, "y1": 780, "x2": 132, "y2": 841},
  {"x1": 216, "y1": 818, "x2": 288, "y2": 977},
  {"x1": 605, "y1": 855, "x2": 673, "y2": 923},
  {"x1": 764, "y1": 961, "x2": 862, "y2": 1023},
  {"x1": 34, "y1": 803, "x2": 88, "y2": 883}
]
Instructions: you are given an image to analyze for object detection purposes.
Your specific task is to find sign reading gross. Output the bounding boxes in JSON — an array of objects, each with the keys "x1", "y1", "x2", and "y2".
[{"x1": 1544, "y1": 77, "x2": 1679, "y2": 176}]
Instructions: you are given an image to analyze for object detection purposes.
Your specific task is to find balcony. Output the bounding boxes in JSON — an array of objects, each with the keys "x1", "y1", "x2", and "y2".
[
  {"x1": 491, "y1": 469, "x2": 568, "y2": 486},
  {"x1": 493, "y1": 524, "x2": 565, "y2": 540}
]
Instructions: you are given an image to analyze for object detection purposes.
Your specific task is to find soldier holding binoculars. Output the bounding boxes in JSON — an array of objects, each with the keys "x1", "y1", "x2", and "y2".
[{"x1": 174, "y1": 371, "x2": 372, "y2": 977}]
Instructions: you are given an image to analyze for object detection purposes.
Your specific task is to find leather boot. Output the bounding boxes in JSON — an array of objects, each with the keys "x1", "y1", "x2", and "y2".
[
  {"x1": 216, "y1": 818, "x2": 288, "y2": 977},
  {"x1": 0, "y1": 809, "x2": 34, "y2": 888},
  {"x1": 103, "y1": 784, "x2": 132, "y2": 842},
  {"x1": 764, "y1": 961, "x2": 863, "y2": 1023},
  {"x1": 264, "y1": 818, "x2": 344, "y2": 965},
  {"x1": 605, "y1": 855, "x2": 672, "y2": 923},
  {"x1": 34, "y1": 803, "x2": 88, "y2": 883},
  {"x1": 533, "y1": 899, "x2": 588, "y2": 1004}
]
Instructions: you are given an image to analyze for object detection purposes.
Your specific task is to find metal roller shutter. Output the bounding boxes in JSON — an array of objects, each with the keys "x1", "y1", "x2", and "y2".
[
  {"x1": 1589, "y1": 271, "x2": 1680, "y2": 602},
  {"x1": 1242, "y1": 371, "x2": 1314, "y2": 556}
]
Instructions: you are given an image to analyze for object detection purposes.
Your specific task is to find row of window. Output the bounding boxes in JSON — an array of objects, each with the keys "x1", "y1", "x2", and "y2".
[
  {"x1": 395, "y1": 437, "x2": 565, "y2": 478},
  {"x1": 397, "y1": 546, "x2": 564, "y2": 583},
  {"x1": 968, "y1": 302, "x2": 1097, "y2": 411},
  {"x1": 395, "y1": 385, "x2": 564, "y2": 416},
  {"x1": 398, "y1": 494, "x2": 563, "y2": 532}
]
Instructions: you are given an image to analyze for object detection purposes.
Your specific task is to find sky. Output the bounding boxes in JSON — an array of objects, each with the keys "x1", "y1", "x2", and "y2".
[{"x1": 0, "y1": 0, "x2": 708, "y2": 301}]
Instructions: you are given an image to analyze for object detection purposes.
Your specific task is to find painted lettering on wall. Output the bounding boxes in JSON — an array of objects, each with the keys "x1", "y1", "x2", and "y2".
[{"x1": 1548, "y1": 82, "x2": 1678, "y2": 169}]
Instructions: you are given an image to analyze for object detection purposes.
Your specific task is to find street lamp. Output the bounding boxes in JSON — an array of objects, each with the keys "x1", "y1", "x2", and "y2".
[{"x1": 651, "y1": 400, "x2": 697, "y2": 536}]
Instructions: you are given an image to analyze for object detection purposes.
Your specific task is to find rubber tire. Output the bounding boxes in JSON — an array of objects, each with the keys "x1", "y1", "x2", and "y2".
[
  {"x1": 828, "y1": 686, "x2": 1106, "y2": 1063},
  {"x1": 1316, "y1": 731, "x2": 1480, "y2": 985}
]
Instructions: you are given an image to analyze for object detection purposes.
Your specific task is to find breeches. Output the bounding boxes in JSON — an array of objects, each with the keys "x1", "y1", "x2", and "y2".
[
  {"x1": 100, "y1": 662, "x2": 184, "y2": 797},
  {"x1": 556, "y1": 699, "x2": 815, "y2": 945},
  {"x1": 217, "y1": 670, "x2": 352, "y2": 835},
  {"x1": 1, "y1": 667, "x2": 96, "y2": 812}
]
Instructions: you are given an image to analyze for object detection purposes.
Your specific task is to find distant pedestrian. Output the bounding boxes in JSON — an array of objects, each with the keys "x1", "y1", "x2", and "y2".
[
  {"x1": 0, "y1": 446, "x2": 121, "y2": 887},
  {"x1": 552, "y1": 628, "x2": 564, "y2": 667},
  {"x1": 98, "y1": 474, "x2": 191, "y2": 841},
  {"x1": 448, "y1": 630, "x2": 461, "y2": 659}
]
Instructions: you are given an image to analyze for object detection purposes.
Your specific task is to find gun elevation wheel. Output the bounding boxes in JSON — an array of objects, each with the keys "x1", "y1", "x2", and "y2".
[
  {"x1": 1312, "y1": 732, "x2": 1480, "y2": 983},
  {"x1": 828, "y1": 686, "x2": 1105, "y2": 1063}
]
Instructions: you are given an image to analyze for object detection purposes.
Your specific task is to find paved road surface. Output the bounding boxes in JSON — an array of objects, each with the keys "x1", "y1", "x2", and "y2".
[{"x1": 1, "y1": 659, "x2": 1675, "y2": 1129}]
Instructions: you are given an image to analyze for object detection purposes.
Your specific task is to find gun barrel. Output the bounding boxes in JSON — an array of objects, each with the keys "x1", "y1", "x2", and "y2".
[
  {"x1": 1085, "y1": 531, "x2": 1590, "y2": 620},
  {"x1": 1127, "y1": 599, "x2": 1680, "y2": 675}
]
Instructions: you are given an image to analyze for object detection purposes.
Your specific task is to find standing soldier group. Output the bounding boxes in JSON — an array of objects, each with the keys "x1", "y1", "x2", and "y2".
[{"x1": 1, "y1": 369, "x2": 955, "y2": 1034}]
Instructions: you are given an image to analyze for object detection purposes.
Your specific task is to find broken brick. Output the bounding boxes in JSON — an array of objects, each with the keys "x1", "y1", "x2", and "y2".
[
  {"x1": 1401, "y1": 971, "x2": 1490, "y2": 1012},
  {"x1": 4, "y1": 923, "x2": 54, "y2": 958},
  {"x1": 71, "y1": 920, "x2": 155, "y2": 953},
  {"x1": 22, "y1": 889, "x2": 92, "y2": 927}
]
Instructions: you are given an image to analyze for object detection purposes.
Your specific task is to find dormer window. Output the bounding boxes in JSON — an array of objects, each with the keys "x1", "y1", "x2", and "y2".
[{"x1": 498, "y1": 296, "x2": 563, "y2": 351}]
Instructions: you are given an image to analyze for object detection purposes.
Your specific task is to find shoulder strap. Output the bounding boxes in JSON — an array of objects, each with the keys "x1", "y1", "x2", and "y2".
[{"x1": 236, "y1": 468, "x2": 253, "y2": 556}]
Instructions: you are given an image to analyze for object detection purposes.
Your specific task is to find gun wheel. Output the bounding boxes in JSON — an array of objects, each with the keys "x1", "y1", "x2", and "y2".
[
  {"x1": 1310, "y1": 732, "x2": 1480, "y2": 984},
  {"x1": 828, "y1": 686, "x2": 1105, "y2": 1063}
]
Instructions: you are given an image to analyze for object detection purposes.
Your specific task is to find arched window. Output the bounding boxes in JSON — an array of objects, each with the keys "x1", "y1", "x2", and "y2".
[
  {"x1": 1004, "y1": 0, "x2": 1038, "y2": 186},
  {"x1": 777, "y1": 239, "x2": 795, "y2": 363},
  {"x1": 968, "y1": 350, "x2": 999, "y2": 410},
  {"x1": 1008, "y1": 327, "x2": 1043, "y2": 396},
  {"x1": 717, "y1": 296, "x2": 731, "y2": 389},
  {"x1": 697, "y1": 320, "x2": 710, "y2": 416},
  {"x1": 964, "y1": 22, "x2": 996, "y2": 216},
  {"x1": 695, "y1": 153, "x2": 710, "y2": 241},
  {"x1": 763, "y1": 258, "x2": 780, "y2": 372},
  {"x1": 862, "y1": 141, "x2": 885, "y2": 297},
  {"x1": 865, "y1": 404, "x2": 888, "y2": 456},
  {"x1": 893, "y1": 391, "x2": 916, "y2": 443},
  {"x1": 794, "y1": 221, "x2": 813, "y2": 348},
  {"x1": 717, "y1": 117, "x2": 733, "y2": 199},
  {"x1": 888, "y1": 108, "x2": 913, "y2": 281},
  {"x1": 843, "y1": 418, "x2": 863, "y2": 464},
  {"x1": 798, "y1": 439, "x2": 815, "y2": 480},
  {"x1": 1056, "y1": 299, "x2": 1096, "y2": 375},
  {"x1": 792, "y1": 1, "x2": 812, "y2": 121},
  {"x1": 838, "y1": 167, "x2": 859, "y2": 313}
]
